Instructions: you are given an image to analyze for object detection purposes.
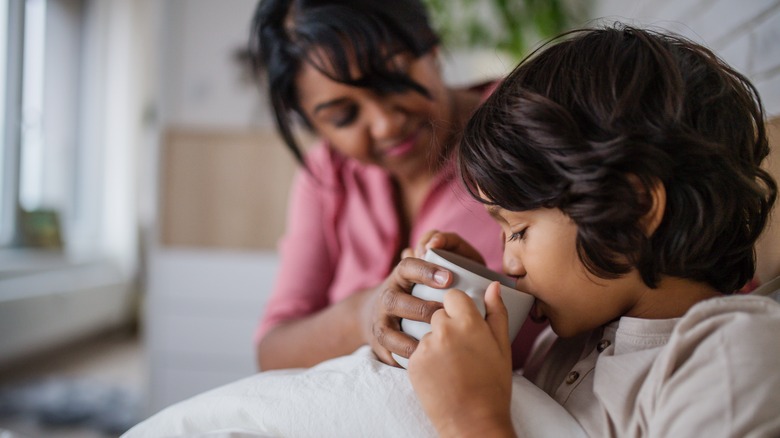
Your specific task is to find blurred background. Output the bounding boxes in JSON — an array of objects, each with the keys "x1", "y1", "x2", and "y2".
[{"x1": 0, "y1": 0, "x2": 778, "y2": 436}]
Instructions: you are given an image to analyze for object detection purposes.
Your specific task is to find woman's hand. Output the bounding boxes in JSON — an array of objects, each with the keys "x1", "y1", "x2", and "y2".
[
  {"x1": 408, "y1": 282, "x2": 515, "y2": 437},
  {"x1": 360, "y1": 255, "x2": 453, "y2": 366},
  {"x1": 361, "y1": 231, "x2": 488, "y2": 366},
  {"x1": 413, "y1": 230, "x2": 486, "y2": 264}
]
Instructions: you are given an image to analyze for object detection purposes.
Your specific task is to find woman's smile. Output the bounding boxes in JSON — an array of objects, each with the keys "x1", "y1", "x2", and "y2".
[{"x1": 380, "y1": 128, "x2": 422, "y2": 159}]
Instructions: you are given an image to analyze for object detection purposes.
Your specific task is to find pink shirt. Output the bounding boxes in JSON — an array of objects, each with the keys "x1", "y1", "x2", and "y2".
[{"x1": 257, "y1": 145, "x2": 503, "y2": 331}]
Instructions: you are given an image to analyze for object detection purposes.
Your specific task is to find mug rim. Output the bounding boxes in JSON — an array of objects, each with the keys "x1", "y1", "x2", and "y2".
[{"x1": 427, "y1": 248, "x2": 516, "y2": 288}]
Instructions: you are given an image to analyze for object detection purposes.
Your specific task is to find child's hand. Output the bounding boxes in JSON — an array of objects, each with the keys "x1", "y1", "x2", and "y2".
[
  {"x1": 413, "y1": 230, "x2": 486, "y2": 265},
  {"x1": 408, "y1": 282, "x2": 515, "y2": 437}
]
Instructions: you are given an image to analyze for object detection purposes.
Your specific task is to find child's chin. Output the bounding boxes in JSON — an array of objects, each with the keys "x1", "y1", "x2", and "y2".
[{"x1": 549, "y1": 322, "x2": 582, "y2": 339}]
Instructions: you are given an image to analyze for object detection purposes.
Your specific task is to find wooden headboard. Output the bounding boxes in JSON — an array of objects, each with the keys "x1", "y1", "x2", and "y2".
[
  {"x1": 159, "y1": 128, "x2": 298, "y2": 250},
  {"x1": 756, "y1": 116, "x2": 780, "y2": 283}
]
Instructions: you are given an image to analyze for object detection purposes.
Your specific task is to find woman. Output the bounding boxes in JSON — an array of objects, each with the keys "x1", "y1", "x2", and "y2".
[{"x1": 249, "y1": 0, "x2": 545, "y2": 370}]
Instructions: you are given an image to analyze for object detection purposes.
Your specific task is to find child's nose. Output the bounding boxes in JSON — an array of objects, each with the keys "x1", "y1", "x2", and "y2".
[{"x1": 503, "y1": 254, "x2": 527, "y2": 278}]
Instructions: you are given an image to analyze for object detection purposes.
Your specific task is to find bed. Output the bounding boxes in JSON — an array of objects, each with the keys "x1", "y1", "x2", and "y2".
[
  {"x1": 121, "y1": 345, "x2": 587, "y2": 438},
  {"x1": 124, "y1": 273, "x2": 780, "y2": 438}
]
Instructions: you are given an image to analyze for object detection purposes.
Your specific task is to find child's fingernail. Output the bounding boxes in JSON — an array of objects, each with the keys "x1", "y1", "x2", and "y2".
[{"x1": 434, "y1": 270, "x2": 449, "y2": 285}]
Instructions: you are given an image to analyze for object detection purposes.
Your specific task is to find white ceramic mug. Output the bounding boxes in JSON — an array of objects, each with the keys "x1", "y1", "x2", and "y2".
[{"x1": 392, "y1": 248, "x2": 535, "y2": 369}]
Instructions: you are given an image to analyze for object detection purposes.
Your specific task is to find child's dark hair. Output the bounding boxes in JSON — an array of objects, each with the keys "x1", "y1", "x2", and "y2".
[
  {"x1": 248, "y1": 0, "x2": 440, "y2": 166},
  {"x1": 459, "y1": 25, "x2": 777, "y2": 293}
]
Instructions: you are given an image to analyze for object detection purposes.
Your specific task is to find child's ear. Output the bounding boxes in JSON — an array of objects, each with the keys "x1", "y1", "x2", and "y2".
[{"x1": 640, "y1": 179, "x2": 666, "y2": 236}]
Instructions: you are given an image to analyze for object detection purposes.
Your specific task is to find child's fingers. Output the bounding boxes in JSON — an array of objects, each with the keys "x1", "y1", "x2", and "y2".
[
  {"x1": 429, "y1": 306, "x2": 448, "y2": 329},
  {"x1": 484, "y1": 282, "x2": 510, "y2": 353},
  {"x1": 441, "y1": 289, "x2": 482, "y2": 320}
]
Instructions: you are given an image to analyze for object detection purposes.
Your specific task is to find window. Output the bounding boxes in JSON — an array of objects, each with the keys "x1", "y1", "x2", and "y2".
[
  {"x1": 0, "y1": 0, "x2": 18, "y2": 245},
  {"x1": 1, "y1": 0, "x2": 53, "y2": 249},
  {"x1": 0, "y1": 0, "x2": 143, "y2": 359},
  {"x1": 1, "y1": 0, "x2": 141, "y2": 278},
  {"x1": 19, "y1": 0, "x2": 46, "y2": 213}
]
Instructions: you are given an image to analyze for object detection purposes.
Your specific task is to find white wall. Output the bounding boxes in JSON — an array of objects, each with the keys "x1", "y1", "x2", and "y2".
[
  {"x1": 158, "y1": 0, "x2": 780, "y2": 121},
  {"x1": 588, "y1": 0, "x2": 780, "y2": 116},
  {"x1": 156, "y1": 0, "x2": 519, "y2": 128},
  {"x1": 144, "y1": 0, "x2": 277, "y2": 413},
  {"x1": 144, "y1": 249, "x2": 276, "y2": 412},
  {"x1": 160, "y1": 0, "x2": 270, "y2": 130}
]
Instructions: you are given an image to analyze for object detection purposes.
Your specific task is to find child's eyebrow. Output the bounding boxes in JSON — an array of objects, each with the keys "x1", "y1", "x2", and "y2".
[{"x1": 486, "y1": 205, "x2": 503, "y2": 220}]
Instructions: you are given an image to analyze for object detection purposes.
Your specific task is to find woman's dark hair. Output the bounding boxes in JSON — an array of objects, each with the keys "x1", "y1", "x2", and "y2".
[
  {"x1": 459, "y1": 24, "x2": 777, "y2": 293},
  {"x1": 248, "y1": 0, "x2": 440, "y2": 166}
]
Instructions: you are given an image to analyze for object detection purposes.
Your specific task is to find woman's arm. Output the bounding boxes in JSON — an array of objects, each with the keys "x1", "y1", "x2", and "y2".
[{"x1": 257, "y1": 290, "x2": 372, "y2": 370}]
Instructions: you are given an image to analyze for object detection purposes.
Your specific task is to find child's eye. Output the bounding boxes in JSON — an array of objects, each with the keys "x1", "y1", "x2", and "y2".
[{"x1": 506, "y1": 228, "x2": 527, "y2": 242}]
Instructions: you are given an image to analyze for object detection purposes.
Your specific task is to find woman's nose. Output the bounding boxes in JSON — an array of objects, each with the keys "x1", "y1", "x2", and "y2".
[{"x1": 368, "y1": 101, "x2": 405, "y2": 140}]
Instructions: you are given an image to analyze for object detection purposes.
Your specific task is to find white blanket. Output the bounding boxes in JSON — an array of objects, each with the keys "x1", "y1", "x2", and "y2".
[{"x1": 123, "y1": 347, "x2": 585, "y2": 438}]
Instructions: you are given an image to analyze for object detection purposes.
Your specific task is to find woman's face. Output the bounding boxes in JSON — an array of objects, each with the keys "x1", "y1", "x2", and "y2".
[
  {"x1": 486, "y1": 205, "x2": 647, "y2": 337},
  {"x1": 295, "y1": 50, "x2": 452, "y2": 178}
]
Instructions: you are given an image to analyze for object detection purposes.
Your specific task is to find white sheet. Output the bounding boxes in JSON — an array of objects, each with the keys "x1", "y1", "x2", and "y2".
[{"x1": 123, "y1": 346, "x2": 585, "y2": 438}]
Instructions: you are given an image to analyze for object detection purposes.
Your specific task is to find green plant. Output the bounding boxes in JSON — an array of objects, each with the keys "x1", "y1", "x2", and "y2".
[{"x1": 423, "y1": 0, "x2": 578, "y2": 61}]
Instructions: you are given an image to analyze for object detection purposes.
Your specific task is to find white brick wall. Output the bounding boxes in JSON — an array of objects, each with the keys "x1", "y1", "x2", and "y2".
[
  {"x1": 588, "y1": 0, "x2": 780, "y2": 116},
  {"x1": 588, "y1": 0, "x2": 780, "y2": 283},
  {"x1": 752, "y1": 11, "x2": 780, "y2": 76}
]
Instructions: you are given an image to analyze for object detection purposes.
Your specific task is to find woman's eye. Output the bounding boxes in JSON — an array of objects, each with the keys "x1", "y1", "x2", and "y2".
[
  {"x1": 506, "y1": 228, "x2": 527, "y2": 242},
  {"x1": 332, "y1": 107, "x2": 357, "y2": 127}
]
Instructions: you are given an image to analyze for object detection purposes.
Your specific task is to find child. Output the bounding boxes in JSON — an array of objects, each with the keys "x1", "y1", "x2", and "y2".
[{"x1": 405, "y1": 25, "x2": 780, "y2": 437}]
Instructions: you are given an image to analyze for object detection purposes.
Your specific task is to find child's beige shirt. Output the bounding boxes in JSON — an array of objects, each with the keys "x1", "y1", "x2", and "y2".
[{"x1": 524, "y1": 295, "x2": 780, "y2": 437}]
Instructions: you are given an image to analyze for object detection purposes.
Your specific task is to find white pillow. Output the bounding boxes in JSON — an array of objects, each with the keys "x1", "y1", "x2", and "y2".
[{"x1": 123, "y1": 347, "x2": 585, "y2": 438}]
